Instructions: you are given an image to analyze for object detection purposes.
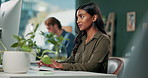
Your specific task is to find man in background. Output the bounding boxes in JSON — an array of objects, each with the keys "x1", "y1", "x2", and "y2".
[{"x1": 44, "y1": 17, "x2": 75, "y2": 58}]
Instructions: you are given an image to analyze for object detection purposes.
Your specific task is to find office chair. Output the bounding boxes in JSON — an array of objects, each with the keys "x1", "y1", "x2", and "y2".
[
  {"x1": 62, "y1": 26, "x2": 72, "y2": 32},
  {"x1": 107, "y1": 57, "x2": 124, "y2": 75}
]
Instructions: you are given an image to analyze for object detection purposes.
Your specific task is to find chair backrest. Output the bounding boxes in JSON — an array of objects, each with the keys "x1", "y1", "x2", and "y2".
[
  {"x1": 62, "y1": 26, "x2": 72, "y2": 32},
  {"x1": 107, "y1": 57, "x2": 124, "y2": 75}
]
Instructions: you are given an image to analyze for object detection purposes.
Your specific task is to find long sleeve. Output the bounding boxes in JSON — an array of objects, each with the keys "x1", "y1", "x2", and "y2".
[
  {"x1": 61, "y1": 34, "x2": 110, "y2": 73},
  {"x1": 59, "y1": 52, "x2": 75, "y2": 63}
]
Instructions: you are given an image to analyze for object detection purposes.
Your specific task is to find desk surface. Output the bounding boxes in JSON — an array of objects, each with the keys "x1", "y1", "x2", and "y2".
[
  {"x1": 0, "y1": 70, "x2": 117, "y2": 78},
  {"x1": 0, "y1": 65, "x2": 116, "y2": 78}
]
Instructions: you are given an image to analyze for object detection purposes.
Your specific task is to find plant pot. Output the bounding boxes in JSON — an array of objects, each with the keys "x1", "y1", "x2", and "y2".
[{"x1": 2, "y1": 51, "x2": 30, "y2": 74}]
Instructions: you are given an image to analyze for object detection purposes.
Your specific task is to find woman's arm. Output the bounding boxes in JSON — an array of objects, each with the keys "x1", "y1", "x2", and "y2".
[
  {"x1": 61, "y1": 36, "x2": 110, "y2": 72},
  {"x1": 37, "y1": 36, "x2": 110, "y2": 72}
]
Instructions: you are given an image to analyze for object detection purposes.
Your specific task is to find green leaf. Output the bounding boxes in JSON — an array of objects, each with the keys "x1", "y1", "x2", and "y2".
[
  {"x1": 49, "y1": 40, "x2": 57, "y2": 44},
  {"x1": 42, "y1": 49, "x2": 56, "y2": 54},
  {"x1": 13, "y1": 35, "x2": 20, "y2": 41},
  {"x1": 41, "y1": 55, "x2": 52, "y2": 64},
  {"x1": 34, "y1": 24, "x2": 39, "y2": 32},
  {"x1": 40, "y1": 49, "x2": 56, "y2": 58},
  {"x1": 11, "y1": 43, "x2": 19, "y2": 47},
  {"x1": 26, "y1": 32, "x2": 34, "y2": 37},
  {"x1": 30, "y1": 35, "x2": 35, "y2": 39},
  {"x1": 40, "y1": 31, "x2": 45, "y2": 35},
  {"x1": 22, "y1": 45, "x2": 32, "y2": 52},
  {"x1": 37, "y1": 48, "x2": 41, "y2": 53}
]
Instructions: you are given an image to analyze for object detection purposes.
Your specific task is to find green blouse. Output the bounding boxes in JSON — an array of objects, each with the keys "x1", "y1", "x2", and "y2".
[{"x1": 61, "y1": 31, "x2": 110, "y2": 73}]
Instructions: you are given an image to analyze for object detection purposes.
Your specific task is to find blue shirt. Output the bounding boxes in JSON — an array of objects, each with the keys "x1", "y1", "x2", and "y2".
[{"x1": 61, "y1": 30, "x2": 75, "y2": 58}]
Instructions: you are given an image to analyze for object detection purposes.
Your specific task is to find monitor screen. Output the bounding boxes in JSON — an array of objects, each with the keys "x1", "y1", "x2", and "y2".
[{"x1": 0, "y1": 0, "x2": 22, "y2": 51}]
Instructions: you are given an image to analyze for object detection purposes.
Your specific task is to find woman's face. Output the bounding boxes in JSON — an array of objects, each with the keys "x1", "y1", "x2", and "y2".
[{"x1": 76, "y1": 9, "x2": 94, "y2": 31}]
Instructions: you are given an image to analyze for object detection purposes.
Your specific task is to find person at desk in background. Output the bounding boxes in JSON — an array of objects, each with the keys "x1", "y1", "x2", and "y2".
[
  {"x1": 38, "y1": 2, "x2": 110, "y2": 73},
  {"x1": 44, "y1": 17, "x2": 75, "y2": 58}
]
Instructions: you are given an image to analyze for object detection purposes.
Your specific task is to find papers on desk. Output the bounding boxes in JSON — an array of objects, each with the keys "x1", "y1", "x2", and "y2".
[
  {"x1": 30, "y1": 61, "x2": 39, "y2": 64},
  {"x1": 30, "y1": 65, "x2": 54, "y2": 72}
]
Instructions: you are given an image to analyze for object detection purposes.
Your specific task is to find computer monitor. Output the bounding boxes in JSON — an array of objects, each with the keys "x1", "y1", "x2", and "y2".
[{"x1": 0, "y1": 0, "x2": 22, "y2": 51}]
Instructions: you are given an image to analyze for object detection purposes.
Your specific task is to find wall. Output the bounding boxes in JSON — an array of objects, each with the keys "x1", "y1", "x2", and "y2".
[{"x1": 76, "y1": 0, "x2": 148, "y2": 57}]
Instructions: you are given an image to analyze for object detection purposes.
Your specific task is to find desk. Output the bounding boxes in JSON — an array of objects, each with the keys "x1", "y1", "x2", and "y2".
[{"x1": 0, "y1": 70, "x2": 117, "y2": 78}]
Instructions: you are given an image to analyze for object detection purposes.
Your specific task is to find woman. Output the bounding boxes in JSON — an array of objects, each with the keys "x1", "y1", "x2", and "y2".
[{"x1": 38, "y1": 2, "x2": 110, "y2": 73}]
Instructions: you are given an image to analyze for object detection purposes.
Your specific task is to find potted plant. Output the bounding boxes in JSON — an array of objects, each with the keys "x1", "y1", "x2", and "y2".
[
  {"x1": 0, "y1": 24, "x2": 54, "y2": 73},
  {"x1": 1, "y1": 24, "x2": 40, "y2": 73},
  {"x1": 0, "y1": 33, "x2": 32, "y2": 74}
]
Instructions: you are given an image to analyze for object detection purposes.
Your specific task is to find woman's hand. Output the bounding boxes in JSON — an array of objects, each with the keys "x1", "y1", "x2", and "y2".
[
  {"x1": 49, "y1": 59, "x2": 63, "y2": 69},
  {"x1": 36, "y1": 60, "x2": 50, "y2": 67},
  {"x1": 37, "y1": 59, "x2": 63, "y2": 69}
]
